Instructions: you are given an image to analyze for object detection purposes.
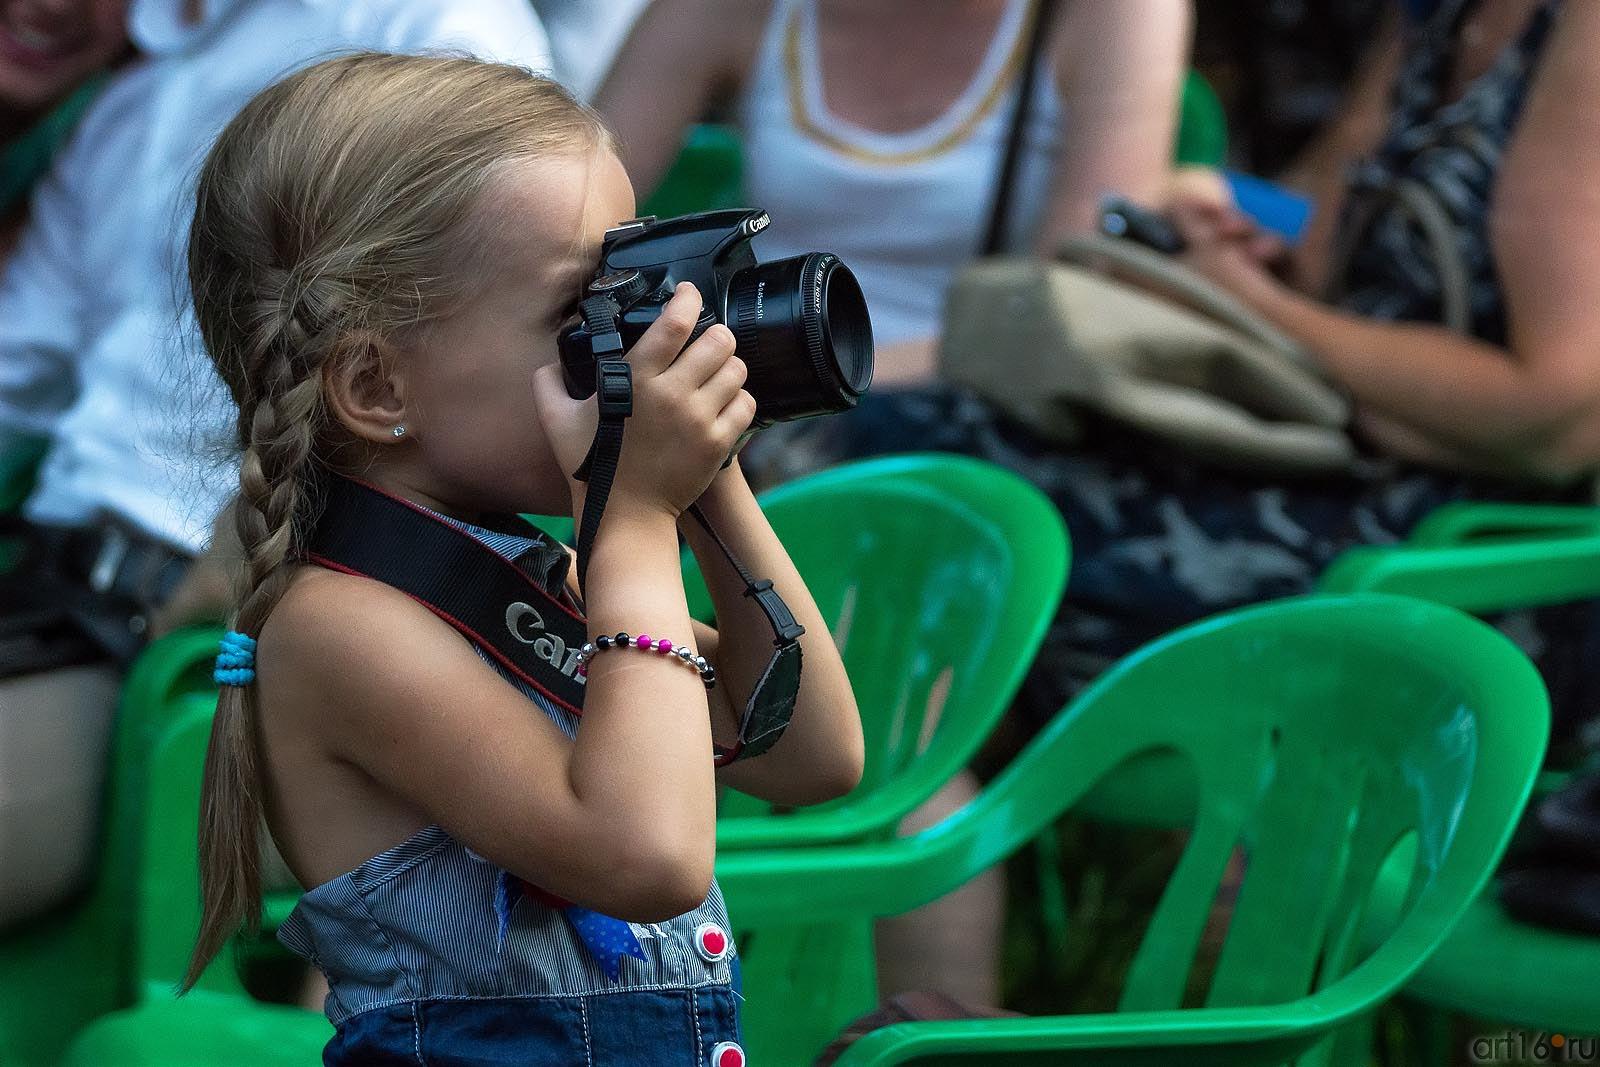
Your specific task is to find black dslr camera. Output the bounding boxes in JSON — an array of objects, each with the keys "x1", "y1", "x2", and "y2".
[{"x1": 557, "y1": 209, "x2": 874, "y2": 426}]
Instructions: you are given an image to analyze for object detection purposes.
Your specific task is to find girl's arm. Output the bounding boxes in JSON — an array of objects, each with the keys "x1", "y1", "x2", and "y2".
[
  {"x1": 1033, "y1": 0, "x2": 1191, "y2": 246},
  {"x1": 1170, "y1": 2, "x2": 1600, "y2": 481},
  {"x1": 680, "y1": 460, "x2": 864, "y2": 807}
]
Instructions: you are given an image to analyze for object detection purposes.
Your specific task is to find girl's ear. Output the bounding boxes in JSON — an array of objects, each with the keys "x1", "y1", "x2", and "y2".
[{"x1": 322, "y1": 332, "x2": 409, "y2": 445}]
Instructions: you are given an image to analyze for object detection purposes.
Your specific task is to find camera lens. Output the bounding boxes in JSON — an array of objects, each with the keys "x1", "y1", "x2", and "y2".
[{"x1": 728, "y1": 253, "x2": 873, "y2": 424}]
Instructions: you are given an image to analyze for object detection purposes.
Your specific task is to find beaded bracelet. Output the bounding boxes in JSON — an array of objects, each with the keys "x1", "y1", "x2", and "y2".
[{"x1": 576, "y1": 632, "x2": 716, "y2": 689}]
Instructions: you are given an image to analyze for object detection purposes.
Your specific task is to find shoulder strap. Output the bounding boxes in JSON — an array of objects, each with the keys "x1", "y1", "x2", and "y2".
[
  {"x1": 305, "y1": 475, "x2": 591, "y2": 715},
  {"x1": 979, "y1": 0, "x2": 1059, "y2": 256}
]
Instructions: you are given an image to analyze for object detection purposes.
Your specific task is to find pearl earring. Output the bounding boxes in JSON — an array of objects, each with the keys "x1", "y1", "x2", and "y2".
[{"x1": 391, "y1": 425, "x2": 407, "y2": 439}]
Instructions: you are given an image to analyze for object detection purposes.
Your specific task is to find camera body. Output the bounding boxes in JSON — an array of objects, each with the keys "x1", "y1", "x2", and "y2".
[{"x1": 557, "y1": 208, "x2": 873, "y2": 427}]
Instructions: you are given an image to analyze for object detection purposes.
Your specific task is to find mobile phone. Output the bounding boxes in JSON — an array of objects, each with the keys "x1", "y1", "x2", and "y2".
[{"x1": 1098, "y1": 196, "x2": 1186, "y2": 255}]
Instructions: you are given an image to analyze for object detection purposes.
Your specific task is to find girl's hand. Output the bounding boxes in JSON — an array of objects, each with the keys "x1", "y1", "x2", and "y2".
[{"x1": 533, "y1": 283, "x2": 756, "y2": 518}]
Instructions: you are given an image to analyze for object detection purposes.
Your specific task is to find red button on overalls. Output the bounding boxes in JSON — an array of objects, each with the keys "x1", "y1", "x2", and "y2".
[
  {"x1": 710, "y1": 1040, "x2": 745, "y2": 1067},
  {"x1": 694, "y1": 921, "x2": 730, "y2": 963}
]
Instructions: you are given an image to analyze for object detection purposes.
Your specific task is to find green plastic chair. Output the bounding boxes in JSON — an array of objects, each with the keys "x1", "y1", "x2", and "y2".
[
  {"x1": 1320, "y1": 502, "x2": 1600, "y2": 614},
  {"x1": 59, "y1": 690, "x2": 332, "y2": 1066},
  {"x1": 1404, "y1": 500, "x2": 1600, "y2": 545},
  {"x1": 0, "y1": 435, "x2": 47, "y2": 516},
  {"x1": 0, "y1": 435, "x2": 50, "y2": 574},
  {"x1": 695, "y1": 455, "x2": 1066, "y2": 1063},
  {"x1": 0, "y1": 623, "x2": 327, "y2": 1066},
  {"x1": 716, "y1": 594, "x2": 1549, "y2": 1066},
  {"x1": 0, "y1": 627, "x2": 236, "y2": 1067},
  {"x1": 1317, "y1": 501, "x2": 1600, "y2": 1044},
  {"x1": 704, "y1": 454, "x2": 1069, "y2": 850}
]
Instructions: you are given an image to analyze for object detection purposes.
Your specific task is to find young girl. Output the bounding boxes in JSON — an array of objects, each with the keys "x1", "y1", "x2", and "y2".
[{"x1": 181, "y1": 52, "x2": 864, "y2": 1065}]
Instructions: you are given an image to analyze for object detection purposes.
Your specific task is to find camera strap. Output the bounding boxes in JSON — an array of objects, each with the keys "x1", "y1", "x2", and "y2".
[
  {"x1": 572, "y1": 294, "x2": 631, "y2": 593},
  {"x1": 305, "y1": 473, "x2": 590, "y2": 714},
  {"x1": 565, "y1": 295, "x2": 806, "y2": 762}
]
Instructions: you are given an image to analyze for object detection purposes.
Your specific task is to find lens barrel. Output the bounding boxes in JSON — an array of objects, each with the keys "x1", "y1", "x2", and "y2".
[{"x1": 728, "y1": 253, "x2": 873, "y2": 424}]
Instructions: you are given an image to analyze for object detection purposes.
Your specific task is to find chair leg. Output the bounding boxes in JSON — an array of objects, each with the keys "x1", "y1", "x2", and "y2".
[{"x1": 1407, "y1": 1000, "x2": 1456, "y2": 1067}]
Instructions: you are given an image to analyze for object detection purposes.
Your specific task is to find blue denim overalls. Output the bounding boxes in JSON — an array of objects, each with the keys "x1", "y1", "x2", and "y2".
[{"x1": 277, "y1": 518, "x2": 745, "y2": 1066}]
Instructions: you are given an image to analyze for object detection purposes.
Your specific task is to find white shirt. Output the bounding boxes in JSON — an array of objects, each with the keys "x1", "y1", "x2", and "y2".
[
  {"x1": 531, "y1": 0, "x2": 649, "y2": 101},
  {"x1": 0, "y1": 0, "x2": 552, "y2": 552},
  {"x1": 739, "y1": 0, "x2": 1061, "y2": 345}
]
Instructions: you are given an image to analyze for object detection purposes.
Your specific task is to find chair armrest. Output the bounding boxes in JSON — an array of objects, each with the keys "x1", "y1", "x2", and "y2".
[
  {"x1": 830, "y1": 1004, "x2": 1334, "y2": 1067},
  {"x1": 717, "y1": 768, "x2": 975, "y2": 850},
  {"x1": 1317, "y1": 537, "x2": 1600, "y2": 613},
  {"x1": 1410, "y1": 502, "x2": 1600, "y2": 546}
]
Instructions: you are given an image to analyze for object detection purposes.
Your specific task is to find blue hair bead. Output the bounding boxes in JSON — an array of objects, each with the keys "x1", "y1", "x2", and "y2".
[{"x1": 215, "y1": 630, "x2": 258, "y2": 687}]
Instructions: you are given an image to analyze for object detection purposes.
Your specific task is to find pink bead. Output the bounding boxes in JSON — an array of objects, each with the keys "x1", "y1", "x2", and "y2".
[
  {"x1": 636, "y1": 634, "x2": 650, "y2": 648},
  {"x1": 657, "y1": 638, "x2": 673, "y2": 652}
]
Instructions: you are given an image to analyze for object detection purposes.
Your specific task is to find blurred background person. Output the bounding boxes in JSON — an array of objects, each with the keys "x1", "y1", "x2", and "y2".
[
  {"x1": 598, "y1": 0, "x2": 1189, "y2": 389},
  {"x1": 596, "y1": 0, "x2": 1192, "y2": 1009},
  {"x1": 0, "y1": 0, "x2": 551, "y2": 933},
  {"x1": 1133, "y1": 0, "x2": 1600, "y2": 756},
  {"x1": 0, "y1": 0, "x2": 128, "y2": 258},
  {"x1": 783, "y1": 0, "x2": 1600, "y2": 777},
  {"x1": 532, "y1": 0, "x2": 648, "y2": 101}
]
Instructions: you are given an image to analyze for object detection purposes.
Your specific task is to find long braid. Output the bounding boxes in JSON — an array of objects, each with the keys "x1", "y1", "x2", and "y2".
[
  {"x1": 185, "y1": 303, "x2": 326, "y2": 989},
  {"x1": 181, "y1": 50, "x2": 610, "y2": 992}
]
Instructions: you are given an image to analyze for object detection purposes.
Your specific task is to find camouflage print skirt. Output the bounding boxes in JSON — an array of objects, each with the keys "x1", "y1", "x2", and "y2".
[{"x1": 741, "y1": 385, "x2": 1600, "y2": 764}]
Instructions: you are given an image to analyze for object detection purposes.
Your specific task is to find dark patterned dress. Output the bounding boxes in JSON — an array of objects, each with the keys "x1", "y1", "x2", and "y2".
[{"x1": 743, "y1": 0, "x2": 1599, "y2": 759}]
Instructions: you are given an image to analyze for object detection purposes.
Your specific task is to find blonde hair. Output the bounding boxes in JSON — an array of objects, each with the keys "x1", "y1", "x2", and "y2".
[{"x1": 183, "y1": 52, "x2": 609, "y2": 991}]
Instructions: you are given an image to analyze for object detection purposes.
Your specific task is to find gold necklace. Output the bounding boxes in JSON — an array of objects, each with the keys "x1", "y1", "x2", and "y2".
[{"x1": 783, "y1": 0, "x2": 1042, "y2": 167}]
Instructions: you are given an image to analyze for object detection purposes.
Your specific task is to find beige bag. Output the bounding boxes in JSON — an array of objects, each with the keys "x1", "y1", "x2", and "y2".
[{"x1": 939, "y1": 233, "x2": 1361, "y2": 475}]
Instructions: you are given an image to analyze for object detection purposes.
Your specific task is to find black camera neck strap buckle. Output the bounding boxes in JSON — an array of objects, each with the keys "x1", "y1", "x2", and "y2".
[{"x1": 563, "y1": 295, "x2": 804, "y2": 763}]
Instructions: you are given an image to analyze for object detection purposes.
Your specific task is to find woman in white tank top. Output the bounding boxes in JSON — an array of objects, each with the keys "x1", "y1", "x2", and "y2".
[{"x1": 596, "y1": 0, "x2": 1189, "y2": 380}]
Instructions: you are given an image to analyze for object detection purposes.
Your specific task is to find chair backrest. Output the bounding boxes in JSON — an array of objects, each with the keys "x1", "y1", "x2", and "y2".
[
  {"x1": 0, "y1": 630, "x2": 233, "y2": 1064},
  {"x1": 691, "y1": 454, "x2": 1068, "y2": 824},
  {"x1": 90, "y1": 628, "x2": 265, "y2": 999},
  {"x1": 720, "y1": 595, "x2": 1547, "y2": 1027}
]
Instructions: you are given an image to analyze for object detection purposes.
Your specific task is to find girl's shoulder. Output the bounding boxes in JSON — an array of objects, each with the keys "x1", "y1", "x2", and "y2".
[
  {"x1": 258, "y1": 563, "x2": 462, "y2": 714},
  {"x1": 268, "y1": 562, "x2": 428, "y2": 641}
]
